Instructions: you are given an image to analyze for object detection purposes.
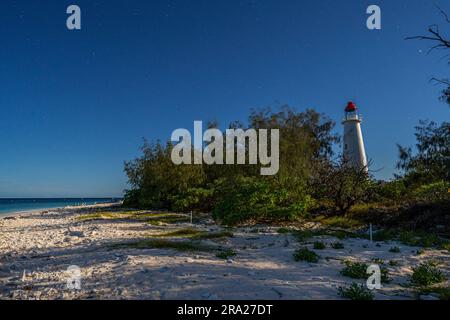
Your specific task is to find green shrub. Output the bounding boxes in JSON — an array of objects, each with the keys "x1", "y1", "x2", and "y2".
[
  {"x1": 372, "y1": 229, "x2": 397, "y2": 242},
  {"x1": 373, "y1": 229, "x2": 444, "y2": 248},
  {"x1": 277, "y1": 227, "x2": 291, "y2": 234},
  {"x1": 122, "y1": 189, "x2": 141, "y2": 208},
  {"x1": 412, "y1": 181, "x2": 450, "y2": 203},
  {"x1": 341, "y1": 261, "x2": 368, "y2": 279},
  {"x1": 112, "y1": 239, "x2": 212, "y2": 252},
  {"x1": 389, "y1": 246, "x2": 401, "y2": 253},
  {"x1": 321, "y1": 216, "x2": 363, "y2": 229},
  {"x1": 389, "y1": 260, "x2": 400, "y2": 267},
  {"x1": 313, "y1": 241, "x2": 326, "y2": 250},
  {"x1": 292, "y1": 229, "x2": 322, "y2": 242},
  {"x1": 341, "y1": 261, "x2": 390, "y2": 283},
  {"x1": 375, "y1": 179, "x2": 408, "y2": 202},
  {"x1": 171, "y1": 188, "x2": 214, "y2": 212},
  {"x1": 399, "y1": 231, "x2": 442, "y2": 247},
  {"x1": 442, "y1": 242, "x2": 450, "y2": 251},
  {"x1": 293, "y1": 247, "x2": 319, "y2": 263},
  {"x1": 331, "y1": 242, "x2": 344, "y2": 249},
  {"x1": 338, "y1": 283, "x2": 374, "y2": 300},
  {"x1": 153, "y1": 228, "x2": 233, "y2": 240},
  {"x1": 411, "y1": 262, "x2": 447, "y2": 286},
  {"x1": 213, "y1": 177, "x2": 314, "y2": 225},
  {"x1": 216, "y1": 249, "x2": 237, "y2": 259}
]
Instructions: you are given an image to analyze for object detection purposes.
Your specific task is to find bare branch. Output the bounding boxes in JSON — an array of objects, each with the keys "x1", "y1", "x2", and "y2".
[
  {"x1": 430, "y1": 77, "x2": 450, "y2": 86},
  {"x1": 436, "y1": 5, "x2": 450, "y2": 24}
]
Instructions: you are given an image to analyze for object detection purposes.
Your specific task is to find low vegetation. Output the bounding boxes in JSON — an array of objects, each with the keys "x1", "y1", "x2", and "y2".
[
  {"x1": 152, "y1": 228, "x2": 233, "y2": 240},
  {"x1": 317, "y1": 216, "x2": 364, "y2": 229},
  {"x1": 112, "y1": 239, "x2": 214, "y2": 252},
  {"x1": 338, "y1": 283, "x2": 374, "y2": 300},
  {"x1": 216, "y1": 249, "x2": 237, "y2": 259},
  {"x1": 340, "y1": 261, "x2": 390, "y2": 283},
  {"x1": 373, "y1": 229, "x2": 448, "y2": 249},
  {"x1": 292, "y1": 228, "x2": 364, "y2": 243},
  {"x1": 313, "y1": 241, "x2": 326, "y2": 250},
  {"x1": 331, "y1": 242, "x2": 344, "y2": 249},
  {"x1": 410, "y1": 262, "x2": 447, "y2": 287},
  {"x1": 293, "y1": 247, "x2": 320, "y2": 263},
  {"x1": 121, "y1": 105, "x2": 448, "y2": 244},
  {"x1": 77, "y1": 210, "x2": 191, "y2": 226},
  {"x1": 389, "y1": 246, "x2": 401, "y2": 253},
  {"x1": 277, "y1": 227, "x2": 291, "y2": 234}
]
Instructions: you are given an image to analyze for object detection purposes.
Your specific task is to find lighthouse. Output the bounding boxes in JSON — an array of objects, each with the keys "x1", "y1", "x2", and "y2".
[{"x1": 342, "y1": 102, "x2": 368, "y2": 172}]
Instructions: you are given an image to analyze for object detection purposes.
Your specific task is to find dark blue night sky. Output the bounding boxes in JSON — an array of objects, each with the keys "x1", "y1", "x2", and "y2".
[{"x1": 0, "y1": 0, "x2": 449, "y2": 197}]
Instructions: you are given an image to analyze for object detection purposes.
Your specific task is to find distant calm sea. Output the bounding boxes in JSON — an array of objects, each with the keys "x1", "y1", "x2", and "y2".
[{"x1": 0, "y1": 198, "x2": 121, "y2": 215}]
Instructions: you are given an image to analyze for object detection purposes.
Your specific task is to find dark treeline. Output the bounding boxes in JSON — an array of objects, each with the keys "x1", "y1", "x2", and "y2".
[{"x1": 123, "y1": 106, "x2": 449, "y2": 227}]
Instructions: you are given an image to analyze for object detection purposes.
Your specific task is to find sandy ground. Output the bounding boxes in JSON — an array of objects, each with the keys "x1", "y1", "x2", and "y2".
[{"x1": 0, "y1": 204, "x2": 449, "y2": 300}]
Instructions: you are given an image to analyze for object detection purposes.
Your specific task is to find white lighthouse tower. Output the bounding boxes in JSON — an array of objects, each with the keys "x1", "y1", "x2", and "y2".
[{"x1": 342, "y1": 102, "x2": 368, "y2": 172}]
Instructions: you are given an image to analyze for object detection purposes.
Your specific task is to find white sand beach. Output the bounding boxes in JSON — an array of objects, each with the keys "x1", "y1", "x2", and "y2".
[{"x1": 0, "y1": 204, "x2": 448, "y2": 300}]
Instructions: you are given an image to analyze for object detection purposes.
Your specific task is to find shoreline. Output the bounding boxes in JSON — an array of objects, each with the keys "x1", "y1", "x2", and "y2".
[
  {"x1": 0, "y1": 202, "x2": 123, "y2": 218},
  {"x1": 0, "y1": 205, "x2": 448, "y2": 300}
]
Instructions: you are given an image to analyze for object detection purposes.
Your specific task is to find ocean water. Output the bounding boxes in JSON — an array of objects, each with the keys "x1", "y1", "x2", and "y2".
[{"x1": 0, "y1": 198, "x2": 121, "y2": 215}]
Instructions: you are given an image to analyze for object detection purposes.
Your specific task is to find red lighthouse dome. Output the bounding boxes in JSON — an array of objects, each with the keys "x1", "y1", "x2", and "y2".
[{"x1": 345, "y1": 101, "x2": 357, "y2": 112}]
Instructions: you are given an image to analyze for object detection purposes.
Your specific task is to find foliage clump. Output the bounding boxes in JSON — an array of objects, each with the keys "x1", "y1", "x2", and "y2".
[
  {"x1": 122, "y1": 106, "x2": 449, "y2": 231},
  {"x1": 410, "y1": 262, "x2": 447, "y2": 287},
  {"x1": 123, "y1": 107, "x2": 340, "y2": 225},
  {"x1": 331, "y1": 242, "x2": 344, "y2": 249},
  {"x1": 216, "y1": 249, "x2": 237, "y2": 259},
  {"x1": 341, "y1": 261, "x2": 390, "y2": 283},
  {"x1": 389, "y1": 246, "x2": 400, "y2": 253},
  {"x1": 313, "y1": 241, "x2": 326, "y2": 250},
  {"x1": 338, "y1": 283, "x2": 374, "y2": 300},
  {"x1": 293, "y1": 247, "x2": 320, "y2": 263}
]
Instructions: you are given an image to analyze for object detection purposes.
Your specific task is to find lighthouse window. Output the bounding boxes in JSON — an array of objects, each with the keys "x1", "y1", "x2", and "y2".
[{"x1": 345, "y1": 144, "x2": 348, "y2": 150}]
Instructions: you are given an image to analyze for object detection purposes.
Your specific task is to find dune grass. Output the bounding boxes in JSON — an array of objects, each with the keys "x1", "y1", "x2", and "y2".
[
  {"x1": 112, "y1": 239, "x2": 215, "y2": 252},
  {"x1": 146, "y1": 215, "x2": 190, "y2": 225},
  {"x1": 152, "y1": 228, "x2": 233, "y2": 240},
  {"x1": 318, "y1": 216, "x2": 364, "y2": 229},
  {"x1": 77, "y1": 212, "x2": 123, "y2": 221},
  {"x1": 292, "y1": 228, "x2": 365, "y2": 242},
  {"x1": 77, "y1": 210, "x2": 190, "y2": 225}
]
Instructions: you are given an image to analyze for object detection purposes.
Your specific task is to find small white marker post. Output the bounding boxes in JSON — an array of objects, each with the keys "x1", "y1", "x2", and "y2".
[{"x1": 369, "y1": 223, "x2": 373, "y2": 243}]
